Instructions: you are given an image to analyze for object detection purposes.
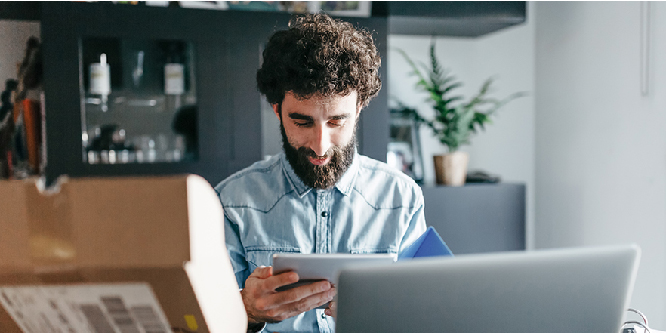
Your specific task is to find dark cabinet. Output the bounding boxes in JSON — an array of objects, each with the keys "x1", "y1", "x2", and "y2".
[
  {"x1": 372, "y1": 1, "x2": 527, "y2": 37},
  {"x1": 40, "y1": 2, "x2": 387, "y2": 186},
  {"x1": 42, "y1": 2, "x2": 234, "y2": 185},
  {"x1": 423, "y1": 183, "x2": 526, "y2": 254}
]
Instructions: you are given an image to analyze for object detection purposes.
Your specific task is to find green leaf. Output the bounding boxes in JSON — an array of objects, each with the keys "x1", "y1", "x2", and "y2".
[{"x1": 393, "y1": 42, "x2": 527, "y2": 151}]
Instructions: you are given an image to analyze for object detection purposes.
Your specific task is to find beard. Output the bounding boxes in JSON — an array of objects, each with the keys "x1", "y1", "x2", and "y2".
[{"x1": 281, "y1": 123, "x2": 356, "y2": 190}]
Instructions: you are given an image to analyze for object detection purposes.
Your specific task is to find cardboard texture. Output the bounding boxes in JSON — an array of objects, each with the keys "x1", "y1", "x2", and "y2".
[{"x1": 0, "y1": 175, "x2": 247, "y2": 333}]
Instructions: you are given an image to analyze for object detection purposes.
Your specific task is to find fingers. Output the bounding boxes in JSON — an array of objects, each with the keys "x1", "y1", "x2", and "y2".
[
  {"x1": 267, "y1": 280, "x2": 332, "y2": 306},
  {"x1": 324, "y1": 285, "x2": 337, "y2": 318},
  {"x1": 324, "y1": 299, "x2": 337, "y2": 318},
  {"x1": 266, "y1": 288, "x2": 337, "y2": 322},
  {"x1": 242, "y1": 267, "x2": 338, "y2": 324},
  {"x1": 264, "y1": 271, "x2": 300, "y2": 291},
  {"x1": 287, "y1": 288, "x2": 336, "y2": 315},
  {"x1": 250, "y1": 266, "x2": 273, "y2": 279}
]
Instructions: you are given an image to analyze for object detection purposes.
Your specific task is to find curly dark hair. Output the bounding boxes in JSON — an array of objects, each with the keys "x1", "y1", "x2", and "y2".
[{"x1": 257, "y1": 13, "x2": 381, "y2": 109}]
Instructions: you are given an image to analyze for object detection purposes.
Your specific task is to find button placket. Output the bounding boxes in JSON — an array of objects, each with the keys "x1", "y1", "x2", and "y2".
[
  {"x1": 315, "y1": 190, "x2": 331, "y2": 254},
  {"x1": 316, "y1": 309, "x2": 330, "y2": 333},
  {"x1": 315, "y1": 190, "x2": 324, "y2": 254}
]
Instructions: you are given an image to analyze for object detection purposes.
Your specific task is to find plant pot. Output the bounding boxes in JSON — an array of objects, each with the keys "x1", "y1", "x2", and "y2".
[{"x1": 433, "y1": 151, "x2": 469, "y2": 186}]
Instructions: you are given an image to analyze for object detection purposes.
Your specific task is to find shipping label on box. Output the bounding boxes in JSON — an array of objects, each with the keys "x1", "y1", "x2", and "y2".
[{"x1": 0, "y1": 283, "x2": 170, "y2": 333}]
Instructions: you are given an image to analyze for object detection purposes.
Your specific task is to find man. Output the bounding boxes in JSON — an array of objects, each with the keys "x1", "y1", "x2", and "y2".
[{"x1": 216, "y1": 13, "x2": 426, "y2": 333}]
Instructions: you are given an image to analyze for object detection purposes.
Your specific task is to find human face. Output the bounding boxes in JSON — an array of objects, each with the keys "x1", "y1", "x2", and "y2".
[{"x1": 274, "y1": 91, "x2": 361, "y2": 189}]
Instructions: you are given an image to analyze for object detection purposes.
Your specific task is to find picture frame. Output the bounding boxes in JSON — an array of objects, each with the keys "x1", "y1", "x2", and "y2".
[
  {"x1": 317, "y1": 1, "x2": 371, "y2": 17},
  {"x1": 388, "y1": 108, "x2": 424, "y2": 184},
  {"x1": 177, "y1": 1, "x2": 228, "y2": 10},
  {"x1": 144, "y1": 1, "x2": 169, "y2": 7},
  {"x1": 278, "y1": 1, "x2": 316, "y2": 14}
]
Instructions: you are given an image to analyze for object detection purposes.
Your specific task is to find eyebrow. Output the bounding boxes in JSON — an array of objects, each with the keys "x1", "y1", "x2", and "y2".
[
  {"x1": 287, "y1": 112, "x2": 351, "y2": 121},
  {"x1": 288, "y1": 113, "x2": 313, "y2": 121}
]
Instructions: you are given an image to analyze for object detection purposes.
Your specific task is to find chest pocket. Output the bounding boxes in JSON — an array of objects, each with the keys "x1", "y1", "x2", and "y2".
[{"x1": 245, "y1": 247, "x2": 300, "y2": 273}]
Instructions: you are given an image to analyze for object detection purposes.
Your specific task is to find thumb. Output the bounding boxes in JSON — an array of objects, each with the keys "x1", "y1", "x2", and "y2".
[{"x1": 251, "y1": 266, "x2": 273, "y2": 279}]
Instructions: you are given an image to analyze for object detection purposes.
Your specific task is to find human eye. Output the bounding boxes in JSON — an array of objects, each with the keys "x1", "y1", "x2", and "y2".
[
  {"x1": 328, "y1": 119, "x2": 346, "y2": 127},
  {"x1": 328, "y1": 113, "x2": 351, "y2": 127},
  {"x1": 295, "y1": 120, "x2": 313, "y2": 128}
]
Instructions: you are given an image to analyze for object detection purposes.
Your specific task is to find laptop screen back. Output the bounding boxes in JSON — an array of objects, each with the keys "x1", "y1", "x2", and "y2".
[{"x1": 336, "y1": 245, "x2": 640, "y2": 333}]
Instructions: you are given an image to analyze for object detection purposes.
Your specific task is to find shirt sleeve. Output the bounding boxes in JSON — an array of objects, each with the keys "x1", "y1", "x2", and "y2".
[
  {"x1": 224, "y1": 213, "x2": 251, "y2": 288},
  {"x1": 398, "y1": 189, "x2": 427, "y2": 253}
]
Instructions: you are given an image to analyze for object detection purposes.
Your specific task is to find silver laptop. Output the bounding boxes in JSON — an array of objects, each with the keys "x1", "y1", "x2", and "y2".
[{"x1": 336, "y1": 244, "x2": 640, "y2": 333}]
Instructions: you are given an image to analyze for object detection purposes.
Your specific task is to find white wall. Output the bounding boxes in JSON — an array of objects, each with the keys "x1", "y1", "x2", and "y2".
[
  {"x1": 0, "y1": 20, "x2": 40, "y2": 89},
  {"x1": 392, "y1": 1, "x2": 666, "y2": 326},
  {"x1": 535, "y1": 1, "x2": 666, "y2": 327},
  {"x1": 388, "y1": 3, "x2": 536, "y2": 249}
]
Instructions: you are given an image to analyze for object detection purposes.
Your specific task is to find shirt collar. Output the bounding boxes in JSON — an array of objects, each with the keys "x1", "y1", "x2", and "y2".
[{"x1": 280, "y1": 150, "x2": 360, "y2": 197}]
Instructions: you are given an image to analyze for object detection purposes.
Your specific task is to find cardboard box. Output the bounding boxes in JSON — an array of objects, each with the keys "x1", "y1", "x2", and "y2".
[{"x1": 0, "y1": 175, "x2": 247, "y2": 332}]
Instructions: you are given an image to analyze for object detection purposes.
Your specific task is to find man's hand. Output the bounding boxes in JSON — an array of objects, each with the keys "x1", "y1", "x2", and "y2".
[
  {"x1": 324, "y1": 295, "x2": 337, "y2": 319},
  {"x1": 242, "y1": 266, "x2": 336, "y2": 324}
]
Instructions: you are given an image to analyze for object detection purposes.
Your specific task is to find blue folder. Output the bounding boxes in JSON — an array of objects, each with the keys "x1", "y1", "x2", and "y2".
[{"x1": 397, "y1": 226, "x2": 453, "y2": 261}]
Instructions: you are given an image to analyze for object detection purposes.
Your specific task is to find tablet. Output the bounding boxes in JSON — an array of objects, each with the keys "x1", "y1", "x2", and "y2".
[
  {"x1": 272, "y1": 253, "x2": 396, "y2": 285},
  {"x1": 272, "y1": 253, "x2": 396, "y2": 309}
]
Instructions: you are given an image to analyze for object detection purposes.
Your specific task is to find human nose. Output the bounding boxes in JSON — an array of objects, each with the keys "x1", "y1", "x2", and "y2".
[{"x1": 310, "y1": 125, "x2": 333, "y2": 157}]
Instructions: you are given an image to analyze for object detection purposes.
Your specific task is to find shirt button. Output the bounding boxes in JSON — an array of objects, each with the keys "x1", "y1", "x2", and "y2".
[{"x1": 321, "y1": 211, "x2": 328, "y2": 217}]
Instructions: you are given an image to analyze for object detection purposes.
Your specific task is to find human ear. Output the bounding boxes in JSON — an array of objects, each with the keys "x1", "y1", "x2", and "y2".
[{"x1": 272, "y1": 103, "x2": 281, "y2": 120}]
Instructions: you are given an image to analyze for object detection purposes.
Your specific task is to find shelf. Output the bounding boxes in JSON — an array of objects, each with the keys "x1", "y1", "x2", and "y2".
[
  {"x1": 80, "y1": 38, "x2": 197, "y2": 165},
  {"x1": 373, "y1": 1, "x2": 527, "y2": 37}
]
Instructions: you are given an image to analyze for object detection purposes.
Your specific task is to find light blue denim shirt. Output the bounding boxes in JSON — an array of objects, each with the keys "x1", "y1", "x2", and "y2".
[{"x1": 215, "y1": 151, "x2": 427, "y2": 333}]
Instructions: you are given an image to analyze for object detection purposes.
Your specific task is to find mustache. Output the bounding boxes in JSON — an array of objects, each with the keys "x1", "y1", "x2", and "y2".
[{"x1": 298, "y1": 146, "x2": 339, "y2": 159}]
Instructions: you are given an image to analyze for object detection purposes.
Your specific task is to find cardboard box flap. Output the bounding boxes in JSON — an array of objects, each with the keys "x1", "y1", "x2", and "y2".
[
  {"x1": 0, "y1": 181, "x2": 32, "y2": 270},
  {"x1": 69, "y1": 175, "x2": 192, "y2": 268},
  {"x1": 184, "y1": 175, "x2": 248, "y2": 332},
  {"x1": 1, "y1": 176, "x2": 193, "y2": 269},
  {"x1": 0, "y1": 175, "x2": 248, "y2": 332}
]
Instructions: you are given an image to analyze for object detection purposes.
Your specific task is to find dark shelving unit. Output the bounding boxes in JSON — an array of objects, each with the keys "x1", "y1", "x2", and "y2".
[
  {"x1": 373, "y1": 1, "x2": 527, "y2": 37},
  {"x1": 40, "y1": 2, "x2": 387, "y2": 186}
]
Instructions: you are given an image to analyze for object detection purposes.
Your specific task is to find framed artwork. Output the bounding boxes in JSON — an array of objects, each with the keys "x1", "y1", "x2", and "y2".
[
  {"x1": 144, "y1": 2, "x2": 169, "y2": 7},
  {"x1": 178, "y1": 1, "x2": 228, "y2": 10},
  {"x1": 225, "y1": 1, "x2": 281, "y2": 11},
  {"x1": 144, "y1": 1, "x2": 371, "y2": 16},
  {"x1": 279, "y1": 1, "x2": 316, "y2": 14},
  {"x1": 318, "y1": 1, "x2": 371, "y2": 17},
  {"x1": 388, "y1": 109, "x2": 424, "y2": 184}
]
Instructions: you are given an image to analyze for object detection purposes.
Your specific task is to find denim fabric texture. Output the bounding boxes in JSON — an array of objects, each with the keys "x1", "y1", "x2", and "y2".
[{"x1": 216, "y1": 152, "x2": 427, "y2": 333}]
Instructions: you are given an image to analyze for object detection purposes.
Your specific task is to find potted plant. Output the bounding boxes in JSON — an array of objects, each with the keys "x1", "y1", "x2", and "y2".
[{"x1": 395, "y1": 41, "x2": 525, "y2": 186}]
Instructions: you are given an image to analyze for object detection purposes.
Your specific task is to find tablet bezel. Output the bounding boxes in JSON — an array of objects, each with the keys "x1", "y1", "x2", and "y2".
[{"x1": 272, "y1": 253, "x2": 396, "y2": 283}]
